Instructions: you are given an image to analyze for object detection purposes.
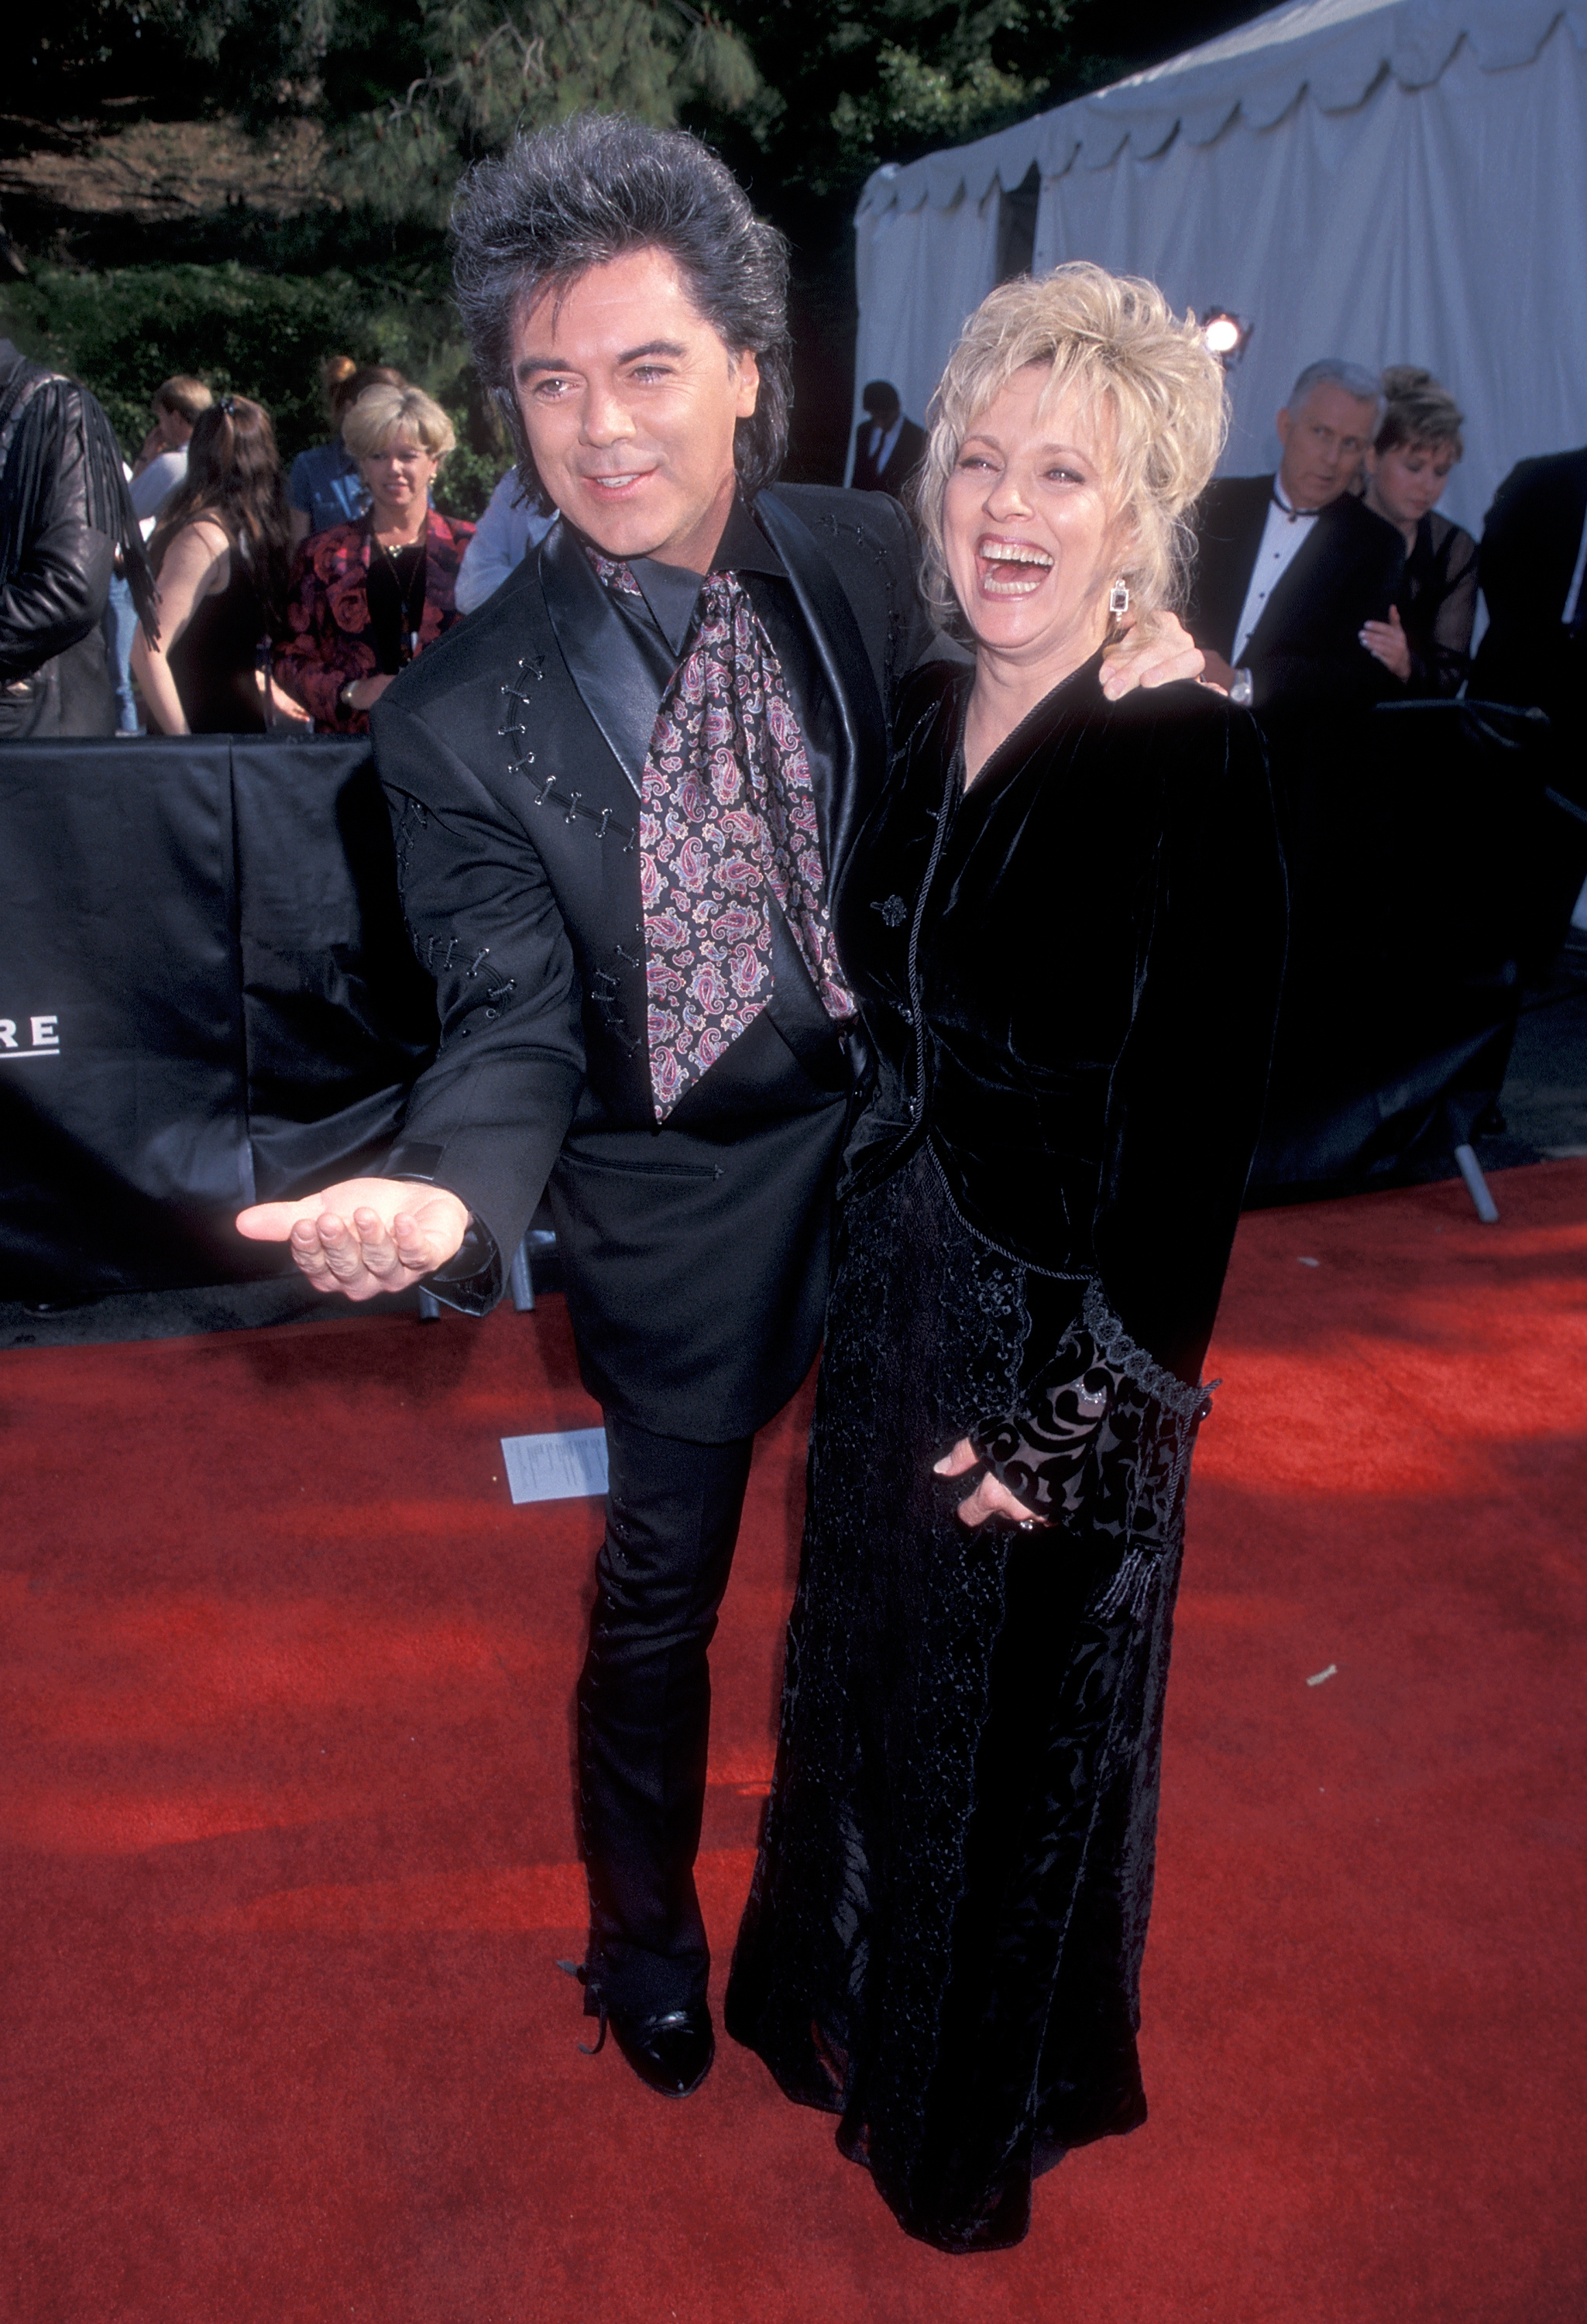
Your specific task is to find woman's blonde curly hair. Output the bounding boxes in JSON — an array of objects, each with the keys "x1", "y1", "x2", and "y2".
[{"x1": 912, "y1": 262, "x2": 1228, "y2": 635}]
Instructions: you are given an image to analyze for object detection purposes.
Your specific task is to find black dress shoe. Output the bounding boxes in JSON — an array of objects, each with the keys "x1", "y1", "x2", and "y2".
[{"x1": 607, "y1": 2002, "x2": 715, "y2": 2099}]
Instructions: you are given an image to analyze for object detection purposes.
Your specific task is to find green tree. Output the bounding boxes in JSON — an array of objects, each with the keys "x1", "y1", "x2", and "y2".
[
  {"x1": 327, "y1": 0, "x2": 761, "y2": 225},
  {"x1": 716, "y1": 2, "x2": 1109, "y2": 201},
  {"x1": 9, "y1": 0, "x2": 1246, "y2": 480}
]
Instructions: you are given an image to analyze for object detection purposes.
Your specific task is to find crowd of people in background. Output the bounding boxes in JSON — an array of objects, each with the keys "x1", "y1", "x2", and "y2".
[
  {"x1": 0, "y1": 342, "x2": 517, "y2": 740},
  {"x1": 122, "y1": 360, "x2": 483, "y2": 737},
  {"x1": 0, "y1": 308, "x2": 1582, "y2": 747}
]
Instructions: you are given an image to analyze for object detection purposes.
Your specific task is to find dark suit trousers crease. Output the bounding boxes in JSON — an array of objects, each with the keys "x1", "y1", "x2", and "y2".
[{"x1": 578, "y1": 1412, "x2": 756, "y2": 2020}]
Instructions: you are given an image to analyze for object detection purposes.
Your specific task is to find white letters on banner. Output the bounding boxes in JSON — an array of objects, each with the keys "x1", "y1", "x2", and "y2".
[{"x1": 0, "y1": 1012, "x2": 61, "y2": 1060}]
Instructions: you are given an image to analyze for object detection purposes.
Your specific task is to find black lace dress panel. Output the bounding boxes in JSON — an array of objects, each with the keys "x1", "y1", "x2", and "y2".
[
  {"x1": 726, "y1": 657, "x2": 1288, "y2": 2253},
  {"x1": 1396, "y1": 509, "x2": 1478, "y2": 696}
]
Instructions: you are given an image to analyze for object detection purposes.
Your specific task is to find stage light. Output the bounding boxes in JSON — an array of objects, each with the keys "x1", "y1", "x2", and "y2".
[{"x1": 1200, "y1": 308, "x2": 1252, "y2": 366}]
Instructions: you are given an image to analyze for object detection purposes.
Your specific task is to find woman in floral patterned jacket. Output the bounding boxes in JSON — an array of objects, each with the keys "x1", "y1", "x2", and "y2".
[{"x1": 276, "y1": 383, "x2": 475, "y2": 734}]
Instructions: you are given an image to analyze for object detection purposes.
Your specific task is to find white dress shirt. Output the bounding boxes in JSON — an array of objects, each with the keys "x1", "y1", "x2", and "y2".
[{"x1": 1231, "y1": 486, "x2": 1321, "y2": 665}]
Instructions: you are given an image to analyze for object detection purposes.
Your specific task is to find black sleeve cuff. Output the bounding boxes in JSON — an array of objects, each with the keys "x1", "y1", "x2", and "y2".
[{"x1": 386, "y1": 1172, "x2": 503, "y2": 1315}]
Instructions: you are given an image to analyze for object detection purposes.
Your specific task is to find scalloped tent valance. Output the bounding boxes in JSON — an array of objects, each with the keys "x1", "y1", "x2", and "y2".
[
  {"x1": 847, "y1": 0, "x2": 1587, "y2": 544},
  {"x1": 856, "y1": 0, "x2": 1587, "y2": 215}
]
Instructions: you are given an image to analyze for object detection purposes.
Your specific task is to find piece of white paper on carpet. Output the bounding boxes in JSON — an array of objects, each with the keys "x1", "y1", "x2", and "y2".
[{"x1": 501, "y1": 1428, "x2": 609, "y2": 1505}]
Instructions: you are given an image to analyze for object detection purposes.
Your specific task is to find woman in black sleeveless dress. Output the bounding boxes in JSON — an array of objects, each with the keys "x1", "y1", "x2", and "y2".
[
  {"x1": 727, "y1": 265, "x2": 1288, "y2": 2254},
  {"x1": 1359, "y1": 367, "x2": 1476, "y2": 696},
  {"x1": 133, "y1": 397, "x2": 301, "y2": 734}
]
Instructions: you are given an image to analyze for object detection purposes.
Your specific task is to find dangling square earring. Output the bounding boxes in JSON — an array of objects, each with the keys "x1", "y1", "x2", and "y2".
[{"x1": 1108, "y1": 579, "x2": 1130, "y2": 617}]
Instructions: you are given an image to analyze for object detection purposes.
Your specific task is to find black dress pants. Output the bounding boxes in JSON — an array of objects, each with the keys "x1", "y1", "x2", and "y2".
[{"x1": 577, "y1": 1411, "x2": 755, "y2": 2022}]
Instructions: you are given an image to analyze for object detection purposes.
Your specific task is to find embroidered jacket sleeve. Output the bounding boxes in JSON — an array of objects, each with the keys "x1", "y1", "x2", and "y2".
[
  {"x1": 970, "y1": 1284, "x2": 1216, "y2": 1525},
  {"x1": 371, "y1": 686, "x2": 586, "y2": 1312}
]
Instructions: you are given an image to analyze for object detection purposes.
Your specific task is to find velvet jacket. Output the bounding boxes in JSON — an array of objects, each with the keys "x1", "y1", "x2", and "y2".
[
  {"x1": 277, "y1": 510, "x2": 474, "y2": 734},
  {"x1": 836, "y1": 657, "x2": 1288, "y2": 1387},
  {"x1": 369, "y1": 485, "x2": 934, "y2": 1439}
]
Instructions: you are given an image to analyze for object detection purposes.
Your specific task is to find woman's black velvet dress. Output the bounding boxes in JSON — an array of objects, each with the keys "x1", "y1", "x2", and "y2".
[{"x1": 725, "y1": 655, "x2": 1288, "y2": 2254}]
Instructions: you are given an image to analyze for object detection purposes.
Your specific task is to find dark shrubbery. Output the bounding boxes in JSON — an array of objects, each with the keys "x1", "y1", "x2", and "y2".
[{"x1": 0, "y1": 263, "x2": 503, "y2": 519}]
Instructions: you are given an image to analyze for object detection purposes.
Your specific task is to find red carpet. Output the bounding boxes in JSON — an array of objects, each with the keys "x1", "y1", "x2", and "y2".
[{"x1": 3, "y1": 1164, "x2": 1585, "y2": 2322}]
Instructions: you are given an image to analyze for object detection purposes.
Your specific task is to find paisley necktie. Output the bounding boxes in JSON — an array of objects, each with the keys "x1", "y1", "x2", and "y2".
[{"x1": 592, "y1": 555, "x2": 854, "y2": 1121}]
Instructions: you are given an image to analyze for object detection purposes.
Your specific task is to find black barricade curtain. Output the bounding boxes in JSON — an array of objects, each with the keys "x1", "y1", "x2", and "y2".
[
  {"x1": 0, "y1": 708, "x2": 1581, "y2": 1298},
  {"x1": 1247, "y1": 697, "x2": 1580, "y2": 1198},
  {"x1": 0, "y1": 737, "x2": 435, "y2": 1300}
]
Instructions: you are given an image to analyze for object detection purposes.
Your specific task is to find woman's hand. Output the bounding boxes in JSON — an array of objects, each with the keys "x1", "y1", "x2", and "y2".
[
  {"x1": 1099, "y1": 607, "x2": 1205, "y2": 699},
  {"x1": 342, "y1": 672, "x2": 396, "y2": 714},
  {"x1": 265, "y1": 675, "x2": 311, "y2": 726},
  {"x1": 934, "y1": 1439, "x2": 1049, "y2": 1528},
  {"x1": 1359, "y1": 605, "x2": 1411, "y2": 680}
]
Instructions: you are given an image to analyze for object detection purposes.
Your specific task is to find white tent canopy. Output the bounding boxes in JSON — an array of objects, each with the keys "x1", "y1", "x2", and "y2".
[{"x1": 850, "y1": 0, "x2": 1587, "y2": 535}]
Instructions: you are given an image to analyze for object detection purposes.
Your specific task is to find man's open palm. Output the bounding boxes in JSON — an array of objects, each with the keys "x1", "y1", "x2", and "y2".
[{"x1": 235, "y1": 1177, "x2": 470, "y2": 1302}]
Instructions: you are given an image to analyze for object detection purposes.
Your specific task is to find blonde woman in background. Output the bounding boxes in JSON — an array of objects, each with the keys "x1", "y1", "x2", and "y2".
[
  {"x1": 287, "y1": 357, "x2": 406, "y2": 545},
  {"x1": 727, "y1": 263, "x2": 1288, "y2": 2254},
  {"x1": 276, "y1": 383, "x2": 474, "y2": 733}
]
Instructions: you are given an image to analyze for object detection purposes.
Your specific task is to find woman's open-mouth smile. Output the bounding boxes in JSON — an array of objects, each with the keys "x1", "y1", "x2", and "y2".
[{"x1": 977, "y1": 536, "x2": 1055, "y2": 596}]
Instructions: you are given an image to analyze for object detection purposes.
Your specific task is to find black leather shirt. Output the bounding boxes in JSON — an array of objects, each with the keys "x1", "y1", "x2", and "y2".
[{"x1": 579, "y1": 493, "x2": 847, "y2": 845}]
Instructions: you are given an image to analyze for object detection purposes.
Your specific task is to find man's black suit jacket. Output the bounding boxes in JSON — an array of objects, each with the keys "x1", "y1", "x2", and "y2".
[
  {"x1": 852, "y1": 415, "x2": 928, "y2": 500},
  {"x1": 1186, "y1": 474, "x2": 1404, "y2": 710},
  {"x1": 1471, "y1": 445, "x2": 1587, "y2": 727},
  {"x1": 371, "y1": 484, "x2": 933, "y2": 1441}
]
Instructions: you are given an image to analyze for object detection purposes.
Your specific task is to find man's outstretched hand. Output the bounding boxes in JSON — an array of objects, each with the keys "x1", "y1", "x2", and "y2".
[
  {"x1": 1099, "y1": 607, "x2": 1207, "y2": 699},
  {"x1": 235, "y1": 1178, "x2": 470, "y2": 1302}
]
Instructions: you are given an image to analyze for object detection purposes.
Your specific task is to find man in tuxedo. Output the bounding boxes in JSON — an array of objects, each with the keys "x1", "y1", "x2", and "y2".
[
  {"x1": 850, "y1": 379, "x2": 928, "y2": 500},
  {"x1": 1188, "y1": 358, "x2": 1403, "y2": 710},
  {"x1": 235, "y1": 115, "x2": 1194, "y2": 2104},
  {"x1": 1471, "y1": 442, "x2": 1587, "y2": 735}
]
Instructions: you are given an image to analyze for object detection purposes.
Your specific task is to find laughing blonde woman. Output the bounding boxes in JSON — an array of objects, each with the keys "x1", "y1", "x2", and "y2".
[{"x1": 727, "y1": 263, "x2": 1289, "y2": 2254}]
